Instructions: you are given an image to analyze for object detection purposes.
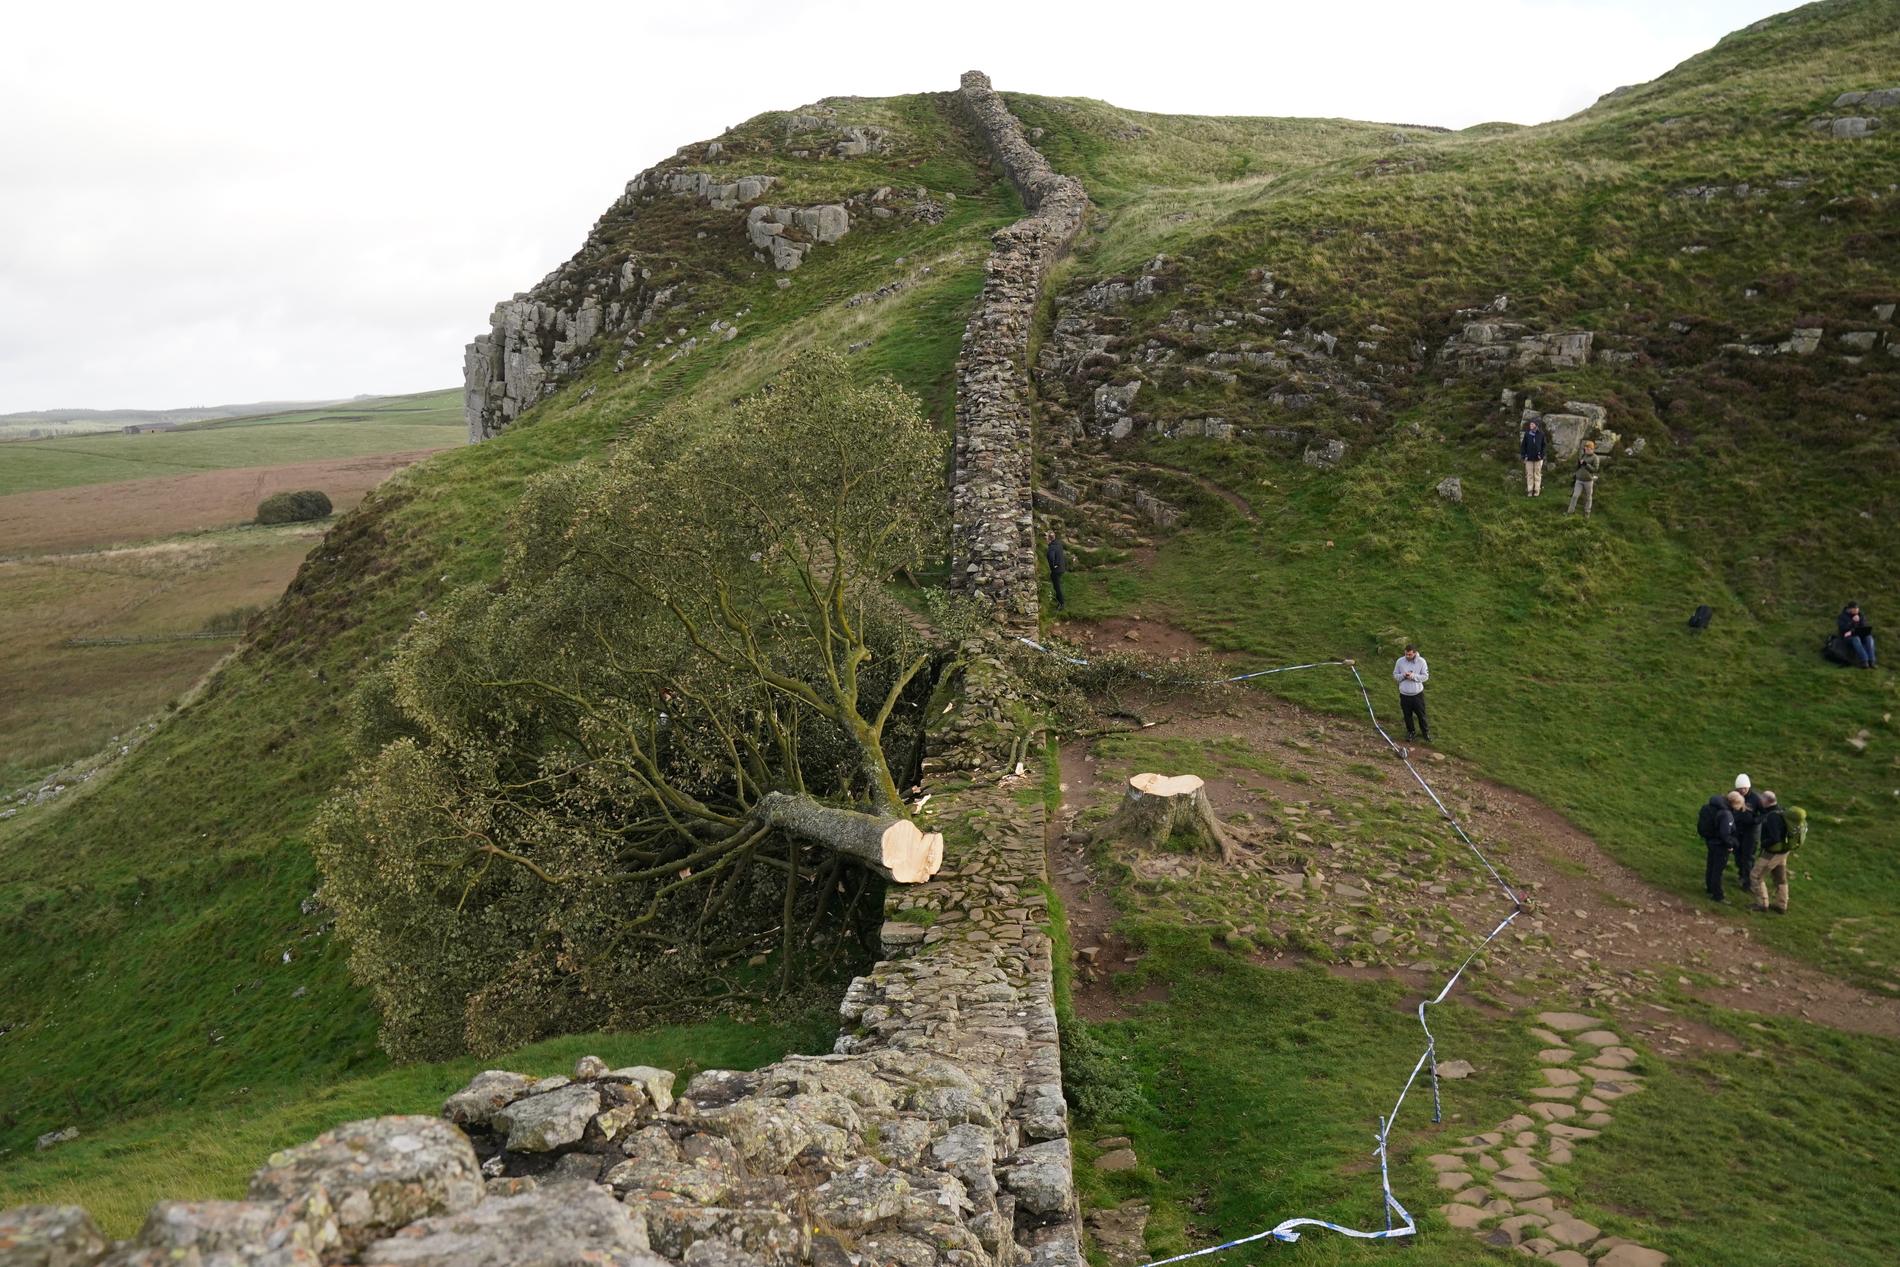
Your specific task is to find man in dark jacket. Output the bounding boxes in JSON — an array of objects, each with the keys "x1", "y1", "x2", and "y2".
[
  {"x1": 1698, "y1": 790, "x2": 1743, "y2": 902},
  {"x1": 1838, "y1": 602, "x2": 1877, "y2": 669},
  {"x1": 1520, "y1": 420, "x2": 1547, "y2": 497},
  {"x1": 1732, "y1": 774, "x2": 1763, "y2": 892},
  {"x1": 1046, "y1": 531, "x2": 1068, "y2": 611}
]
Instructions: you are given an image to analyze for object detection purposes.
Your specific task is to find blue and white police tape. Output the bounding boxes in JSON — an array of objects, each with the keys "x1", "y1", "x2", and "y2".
[{"x1": 1011, "y1": 636, "x2": 1526, "y2": 1257}]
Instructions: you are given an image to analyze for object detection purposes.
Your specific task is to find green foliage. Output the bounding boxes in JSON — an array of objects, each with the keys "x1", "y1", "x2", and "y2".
[
  {"x1": 254, "y1": 489, "x2": 334, "y2": 525},
  {"x1": 314, "y1": 352, "x2": 946, "y2": 1059},
  {"x1": 1061, "y1": 1017, "x2": 1150, "y2": 1127}
]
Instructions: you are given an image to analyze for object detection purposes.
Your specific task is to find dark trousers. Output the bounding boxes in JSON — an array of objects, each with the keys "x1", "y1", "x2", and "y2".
[
  {"x1": 1704, "y1": 841, "x2": 1730, "y2": 899},
  {"x1": 1050, "y1": 570, "x2": 1065, "y2": 609},
  {"x1": 1734, "y1": 842, "x2": 1757, "y2": 890},
  {"x1": 1399, "y1": 692, "x2": 1429, "y2": 739}
]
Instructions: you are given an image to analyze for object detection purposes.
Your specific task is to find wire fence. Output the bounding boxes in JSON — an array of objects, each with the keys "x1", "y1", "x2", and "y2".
[{"x1": 1016, "y1": 636, "x2": 1525, "y2": 1252}]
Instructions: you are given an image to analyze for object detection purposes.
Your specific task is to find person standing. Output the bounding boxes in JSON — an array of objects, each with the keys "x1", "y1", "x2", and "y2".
[
  {"x1": 1838, "y1": 601, "x2": 1877, "y2": 669},
  {"x1": 1749, "y1": 791, "x2": 1803, "y2": 913},
  {"x1": 1697, "y1": 789, "x2": 1743, "y2": 902},
  {"x1": 1732, "y1": 774, "x2": 1763, "y2": 894},
  {"x1": 1393, "y1": 644, "x2": 1431, "y2": 743},
  {"x1": 1521, "y1": 419, "x2": 1547, "y2": 497},
  {"x1": 1566, "y1": 440, "x2": 1601, "y2": 516},
  {"x1": 1046, "y1": 531, "x2": 1068, "y2": 612}
]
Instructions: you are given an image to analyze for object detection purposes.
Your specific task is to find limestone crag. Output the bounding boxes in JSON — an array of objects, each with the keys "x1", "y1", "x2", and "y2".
[
  {"x1": 464, "y1": 130, "x2": 919, "y2": 443},
  {"x1": 1439, "y1": 320, "x2": 1594, "y2": 373},
  {"x1": 949, "y1": 71, "x2": 1089, "y2": 630},
  {"x1": 745, "y1": 203, "x2": 851, "y2": 271}
]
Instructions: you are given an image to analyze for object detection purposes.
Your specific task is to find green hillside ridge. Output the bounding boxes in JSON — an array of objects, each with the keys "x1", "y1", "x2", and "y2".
[
  {"x1": 1014, "y1": 0, "x2": 1900, "y2": 986},
  {"x1": 3, "y1": 4, "x2": 1898, "y2": 1259}
]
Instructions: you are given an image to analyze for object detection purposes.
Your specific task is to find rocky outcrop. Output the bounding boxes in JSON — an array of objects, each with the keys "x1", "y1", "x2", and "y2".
[
  {"x1": 462, "y1": 159, "x2": 869, "y2": 442},
  {"x1": 949, "y1": 71, "x2": 1089, "y2": 630},
  {"x1": 745, "y1": 203, "x2": 851, "y2": 271},
  {"x1": 1439, "y1": 320, "x2": 1593, "y2": 373}
]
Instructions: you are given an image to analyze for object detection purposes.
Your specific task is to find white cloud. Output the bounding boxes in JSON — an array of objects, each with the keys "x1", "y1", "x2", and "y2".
[{"x1": 0, "y1": 0, "x2": 1789, "y2": 411}]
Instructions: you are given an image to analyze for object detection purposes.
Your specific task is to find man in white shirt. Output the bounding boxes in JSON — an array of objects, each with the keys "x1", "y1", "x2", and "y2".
[{"x1": 1393, "y1": 644, "x2": 1431, "y2": 742}]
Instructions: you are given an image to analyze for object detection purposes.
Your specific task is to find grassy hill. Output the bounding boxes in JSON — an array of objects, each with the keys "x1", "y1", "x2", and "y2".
[
  {"x1": 0, "y1": 87, "x2": 1018, "y2": 1192},
  {"x1": 0, "y1": 390, "x2": 463, "y2": 497},
  {"x1": 3, "y1": 4, "x2": 1898, "y2": 1260},
  {"x1": 1016, "y1": 0, "x2": 1900, "y2": 986}
]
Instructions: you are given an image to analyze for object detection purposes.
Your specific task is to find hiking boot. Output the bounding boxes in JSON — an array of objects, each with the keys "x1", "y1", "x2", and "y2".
[{"x1": 1750, "y1": 904, "x2": 1769, "y2": 913}]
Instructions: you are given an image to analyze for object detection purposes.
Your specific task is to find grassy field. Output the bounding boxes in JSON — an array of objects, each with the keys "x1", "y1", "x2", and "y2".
[
  {"x1": 0, "y1": 390, "x2": 462, "y2": 497},
  {"x1": 1068, "y1": 930, "x2": 1900, "y2": 1267},
  {"x1": 0, "y1": 391, "x2": 465, "y2": 787}
]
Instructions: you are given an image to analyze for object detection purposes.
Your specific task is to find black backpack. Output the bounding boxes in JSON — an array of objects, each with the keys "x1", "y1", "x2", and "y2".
[
  {"x1": 1688, "y1": 604, "x2": 1712, "y2": 631},
  {"x1": 1696, "y1": 798, "x2": 1724, "y2": 840}
]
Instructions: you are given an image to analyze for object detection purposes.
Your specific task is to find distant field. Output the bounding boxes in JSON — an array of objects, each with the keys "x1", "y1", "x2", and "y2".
[
  {"x1": 0, "y1": 449, "x2": 442, "y2": 556},
  {"x1": 0, "y1": 389, "x2": 462, "y2": 497},
  {"x1": 0, "y1": 388, "x2": 459, "y2": 785},
  {"x1": 0, "y1": 524, "x2": 326, "y2": 787}
]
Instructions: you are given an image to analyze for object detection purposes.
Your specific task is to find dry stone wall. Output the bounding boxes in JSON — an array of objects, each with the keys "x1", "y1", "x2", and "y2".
[
  {"x1": 0, "y1": 763, "x2": 1075, "y2": 1267},
  {"x1": 949, "y1": 72, "x2": 1089, "y2": 631}
]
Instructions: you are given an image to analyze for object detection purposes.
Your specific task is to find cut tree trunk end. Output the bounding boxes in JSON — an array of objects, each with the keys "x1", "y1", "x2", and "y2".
[
  {"x1": 754, "y1": 791, "x2": 944, "y2": 883},
  {"x1": 1096, "y1": 772, "x2": 1235, "y2": 863}
]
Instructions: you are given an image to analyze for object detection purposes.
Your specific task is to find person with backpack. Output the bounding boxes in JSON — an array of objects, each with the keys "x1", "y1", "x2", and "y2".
[
  {"x1": 1732, "y1": 773, "x2": 1763, "y2": 893},
  {"x1": 1521, "y1": 419, "x2": 1547, "y2": 497},
  {"x1": 1838, "y1": 602, "x2": 1877, "y2": 670},
  {"x1": 1566, "y1": 440, "x2": 1601, "y2": 516},
  {"x1": 1697, "y1": 789, "x2": 1743, "y2": 902},
  {"x1": 1748, "y1": 792, "x2": 1804, "y2": 913}
]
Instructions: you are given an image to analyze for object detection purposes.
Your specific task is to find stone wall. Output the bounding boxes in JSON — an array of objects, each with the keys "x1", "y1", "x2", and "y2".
[
  {"x1": 0, "y1": 737, "x2": 1076, "y2": 1267},
  {"x1": 948, "y1": 72, "x2": 1089, "y2": 631}
]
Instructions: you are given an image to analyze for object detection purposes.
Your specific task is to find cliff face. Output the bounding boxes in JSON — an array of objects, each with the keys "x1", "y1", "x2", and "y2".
[
  {"x1": 461, "y1": 107, "x2": 951, "y2": 444},
  {"x1": 461, "y1": 168, "x2": 764, "y2": 443}
]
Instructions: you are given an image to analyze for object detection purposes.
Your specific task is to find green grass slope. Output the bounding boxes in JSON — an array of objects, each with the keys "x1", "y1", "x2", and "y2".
[
  {"x1": 1025, "y1": 0, "x2": 1900, "y2": 986},
  {"x1": 0, "y1": 90, "x2": 1013, "y2": 1165}
]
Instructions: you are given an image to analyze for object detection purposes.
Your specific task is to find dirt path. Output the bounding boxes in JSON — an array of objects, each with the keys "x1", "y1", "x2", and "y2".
[{"x1": 1041, "y1": 624, "x2": 1900, "y2": 1044}]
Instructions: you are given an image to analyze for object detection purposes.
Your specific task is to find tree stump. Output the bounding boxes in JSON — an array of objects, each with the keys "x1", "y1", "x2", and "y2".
[{"x1": 1096, "y1": 773, "x2": 1235, "y2": 863}]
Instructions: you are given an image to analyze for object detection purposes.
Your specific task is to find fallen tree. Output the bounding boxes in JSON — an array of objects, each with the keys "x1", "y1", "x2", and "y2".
[{"x1": 315, "y1": 352, "x2": 950, "y2": 1058}]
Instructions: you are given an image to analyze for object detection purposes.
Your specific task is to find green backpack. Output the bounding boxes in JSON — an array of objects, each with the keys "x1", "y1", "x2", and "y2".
[{"x1": 1781, "y1": 805, "x2": 1808, "y2": 853}]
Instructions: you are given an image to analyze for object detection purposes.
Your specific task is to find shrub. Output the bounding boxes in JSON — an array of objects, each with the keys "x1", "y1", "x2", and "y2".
[{"x1": 255, "y1": 489, "x2": 333, "y2": 524}]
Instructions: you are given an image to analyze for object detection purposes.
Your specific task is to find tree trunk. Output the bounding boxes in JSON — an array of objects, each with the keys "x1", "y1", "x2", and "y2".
[
  {"x1": 1095, "y1": 773, "x2": 1235, "y2": 863},
  {"x1": 753, "y1": 790, "x2": 943, "y2": 883}
]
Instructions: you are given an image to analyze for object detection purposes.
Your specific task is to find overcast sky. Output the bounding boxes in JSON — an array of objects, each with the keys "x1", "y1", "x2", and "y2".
[{"x1": 0, "y1": 0, "x2": 1795, "y2": 413}]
